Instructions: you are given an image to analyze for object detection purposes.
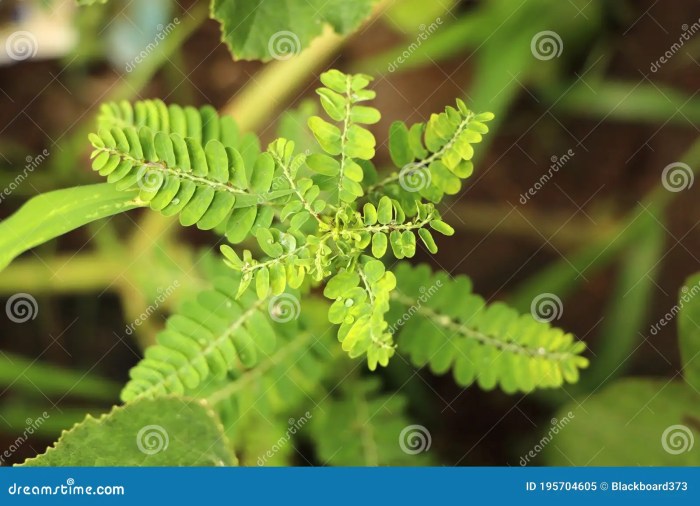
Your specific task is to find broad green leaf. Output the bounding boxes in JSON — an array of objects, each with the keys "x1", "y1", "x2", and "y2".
[
  {"x1": 679, "y1": 272, "x2": 700, "y2": 391},
  {"x1": 544, "y1": 379, "x2": 700, "y2": 465},
  {"x1": 211, "y1": 0, "x2": 377, "y2": 61},
  {"x1": 0, "y1": 184, "x2": 142, "y2": 272},
  {"x1": 21, "y1": 397, "x2": 236, "y2": 466}
]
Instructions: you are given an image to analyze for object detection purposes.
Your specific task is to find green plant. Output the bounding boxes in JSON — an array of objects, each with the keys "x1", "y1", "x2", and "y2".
[{"x1": 4, "y1": 69, "x2": 588, "y2": 466}]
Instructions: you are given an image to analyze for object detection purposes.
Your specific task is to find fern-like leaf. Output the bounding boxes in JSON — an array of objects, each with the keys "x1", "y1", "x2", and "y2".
[
  {"x1": 387, "y1": 263, "x2": 589, "y2": 393},
  {"x1": 203, "y1": 298, "x2": 339, "y2": 464},
  {"x1": 368, "y1": 101, "x2": 494, "y2": 215},
  {"x1": 121, "y1": 270, "x2": 282, "y2": 402},
  {"x1": 89, "y1": 100, "x2": 289, "y2": 244},
  {"x1": 307, "y1": 70, "x2": 380, "y2": 205}
]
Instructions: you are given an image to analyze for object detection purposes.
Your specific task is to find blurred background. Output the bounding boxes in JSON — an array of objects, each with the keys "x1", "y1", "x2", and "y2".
[{"x1": 1, "y1": 0, "x2": 700, "y2": 465}]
